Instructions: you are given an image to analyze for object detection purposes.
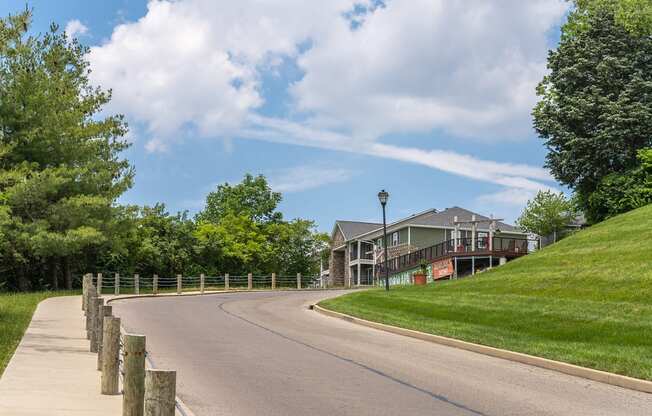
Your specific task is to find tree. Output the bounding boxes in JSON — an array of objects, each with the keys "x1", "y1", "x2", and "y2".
[
  {"x1": 533, "y1": 7, "x2": 652, "y2": 222},
  {"x1": 0, "y1": 10, "x2": 133, "y2": 290},
  {"x1": 196, "y1": 174, "x2": 282, "y2": 224},
  {"x1": 517, "y1": 191, "x2": 576, "y2": 243},
  {"x1": 266, "y1": 220, "x2": 330, "y2": 276},
  {"x1": 568, "y1": 0, "x2": 652, "y2": 37},
  {"x1": 588, "y1": 148, "x2": 652, "y2": 220}
]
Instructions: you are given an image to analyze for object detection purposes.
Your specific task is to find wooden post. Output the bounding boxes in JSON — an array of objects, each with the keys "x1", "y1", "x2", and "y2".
[
  {"x1": 123, "y1": 334, "x2": 147, "y2": 416},
  {"x1": 134, "y1": 274, "x2": 140, "y2": 295},
  {"x1": 83, "y1": 274, "x2": 92, "y2": 312},
  {"x1": 176, "y1": 274, "x2": 182, "y2": 294},
  {"x1": 97, "y1": 305, "x2": 112, "y2": 371},
  {"x1": 91, "y1": 297, "x2": 104, "y2": 353},
  {"x1": 471, "y1": 214, "x2": 477, "y2": 252},
  {"x1": 86, "y1": 292, "x2": 97, "y2": 340},
  {"x1": 144, "y1": 369, "x2": 176, "y2": 416},
  {"x1": 297, "y1": 272, "x2": 302, "y2": 289},
  {"x1": 115, "y1": 273, "x2": 120, "y2": 295},
  {"x1": 489, "y1": 214, "x2": 495, "y2": 251},
  {"x1": 101, "y1": 316, "x2": 121, "y2": 395},
  {"x1": 153, "y1": 274, "x2": 158, "y2": 295},
  {"x1": 454, "y1": 215, "x2": 459, "y2": 252},
  {"x1": 82, "y1": 274, "x2": 88, "y2": 311},
  {"x1": 271, "y1": 272, "x2": 276, "y2": 290},
  {"x1": 247, "y1": 273, "x2": 253, "y2": 290},
  {"x1": 200, "y1": 273, "x2": 205, "y2": 293},
  {"x1": 97, "y1": 273, "x2": 103, "y2": 296},
  {"x1": 225, "y1": 273, "x2": 229, "y2": 291}
]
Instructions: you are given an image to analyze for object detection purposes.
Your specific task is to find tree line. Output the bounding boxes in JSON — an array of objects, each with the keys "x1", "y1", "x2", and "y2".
[
  {"x1": 519, "y1": 0, "x2": 652, "y2": 238},
  {"x1": 0, "y1": 11, "x2": 328, "y2": 291}
]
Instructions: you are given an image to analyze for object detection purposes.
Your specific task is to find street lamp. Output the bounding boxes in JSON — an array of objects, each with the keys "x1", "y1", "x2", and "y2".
[{"x1": 377, "y1": 189, "x2": 390, "y2": 291}]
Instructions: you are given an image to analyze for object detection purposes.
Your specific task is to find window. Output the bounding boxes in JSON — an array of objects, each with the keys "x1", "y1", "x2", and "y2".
[{"x1": 391, "y1": 232, "x2": 399, "y2": 246}]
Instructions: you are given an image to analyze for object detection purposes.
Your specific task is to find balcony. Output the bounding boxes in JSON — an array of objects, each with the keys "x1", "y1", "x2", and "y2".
[{"x1": 375, "y1": 236, "x2": 531, "y2": 276}]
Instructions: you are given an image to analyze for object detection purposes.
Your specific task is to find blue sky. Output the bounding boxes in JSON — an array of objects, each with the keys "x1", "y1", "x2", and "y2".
[{"x1": 2, "y1": 0, "x2": 569, "y2": 231}]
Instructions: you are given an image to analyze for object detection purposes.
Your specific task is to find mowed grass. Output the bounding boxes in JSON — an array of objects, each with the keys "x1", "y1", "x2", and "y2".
[
  {"x1": 0, "y1": 290, "x2": 79, "y2": 376},
  {"x1": 321, "y1": 204, "x2": 652, "y2": 380}
]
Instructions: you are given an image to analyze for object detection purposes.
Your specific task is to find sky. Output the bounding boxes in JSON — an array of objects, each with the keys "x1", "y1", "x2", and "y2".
[{"x1": 1, "y1": 0, "x2": 570, "y2": 231}]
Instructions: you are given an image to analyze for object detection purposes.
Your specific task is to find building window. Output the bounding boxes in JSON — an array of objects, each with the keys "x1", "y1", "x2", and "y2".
[{"x1": 391, "y1": 232, "x2": 399, "y2": 246}]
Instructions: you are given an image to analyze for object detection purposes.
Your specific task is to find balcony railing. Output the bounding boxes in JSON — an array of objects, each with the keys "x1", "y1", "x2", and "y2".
[
  {"x1": 375, "y1": 237, "x2": 531, "y2": 276},
  {"x1": 350, "y1": 244, "x2": 374, "y2": 261}
]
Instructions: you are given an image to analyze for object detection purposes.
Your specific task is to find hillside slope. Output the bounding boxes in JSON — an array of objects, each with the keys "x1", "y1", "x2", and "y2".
[{"x1": 321, "y1": 204, "x2": 652, "y2": 380}]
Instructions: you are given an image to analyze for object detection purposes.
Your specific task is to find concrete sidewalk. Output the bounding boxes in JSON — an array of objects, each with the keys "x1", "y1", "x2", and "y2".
[{"x1": 0, "y1": 296, "x2": 121, "y2": 415}]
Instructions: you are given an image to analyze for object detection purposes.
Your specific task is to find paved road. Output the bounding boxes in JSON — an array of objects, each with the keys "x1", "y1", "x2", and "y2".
[{"x1": 111, "y1": 291, "x2": 652, "y2": 416}]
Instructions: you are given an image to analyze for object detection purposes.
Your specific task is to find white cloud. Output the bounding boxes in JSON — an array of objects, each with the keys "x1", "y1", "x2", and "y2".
[
  {"x1": 65, "y1": 19, "x2": 89, "y2": 38},
  {"x1": 89, "y1": 0, "x2": 350, "y2": 141},
  {"x1": 88, "y1": 0, "x2": 567, "y2": 201},
  {"x1": 477, "y1": 188, "x2": 540, "y2": 207},
  {"x1": 268, "y1": 165, "x2": 356, "y2": 193},
  {"x1": 292, "y1": 0, "x2": 569, "y2": 140},
  {"x1": 240, "y1": 115, "x2": 555, "y2": 196}
]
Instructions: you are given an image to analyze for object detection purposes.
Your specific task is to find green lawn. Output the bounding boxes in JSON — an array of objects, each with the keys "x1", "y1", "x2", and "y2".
[
  {"x1": 0, "y1": 290, "x2": 79, "y2": 376},
  {"x1": 321, "y1": 204, "x2": 652, "y2": 381}
]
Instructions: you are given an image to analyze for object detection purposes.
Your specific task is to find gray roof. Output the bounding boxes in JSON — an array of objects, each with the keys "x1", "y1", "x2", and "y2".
[
  {"x1": 407, "y1": 206, "x2": 520, "y2": 232},
  {"x1": 335, "y1": 220, "x2": 382, "y2": 240},
  {"x1": 341, "y1": 206, "x2": 521, "y2": 241}
]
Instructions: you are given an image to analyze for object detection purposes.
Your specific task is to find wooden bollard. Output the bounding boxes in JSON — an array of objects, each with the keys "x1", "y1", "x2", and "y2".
[
  {"x1": 86, "y1": 292, "x2": 97, "y2": 340},
  {"x1": 97, "y1": 273, "x2": 103, "y2": 296},
  {"x1": 123, "y1": 334, "x2": 147, "y2": 416},
  {"x1": 115, "y1": 273, "x2": 120, "y2": 295},
  {"x1": 101, "y1": 316, "x2": 121, "y2": 395},
  {"x1": 82, "y1": 274, "x2": 91, "y2": 311},
  {"x1": 200, "y1": 273, "x2": 205, "y2": 293},
  {"x1": 247, "y1": 273, "x2": 253, "y2": 290},
  {"x1": 90, "y1": 297, "x2": 104, "y2": 353},
  {"x1": 176, "y1": 274, "x2": 182, "y2": 294},
  {"x1": 271, "y1": 272, "x2": 276, "y2": 289},
  {"x1": 153, "y1": 274, "x2": 158, "y2": 295},
  {"x1": 134, "y1": 274, "x2": 140, "y2": 295},
  {"x1": 144, "y1": 369, "x2": 176, "y2": 416},
  {"x1": 297, "y1": 272, "x2": 302, "y2": 290},
  {"x1": 97, "y1": 304, "x2": 112, "y2": 371},
  {"x1": 224, "y1": 273, "x2": 229, "y2": 290}
]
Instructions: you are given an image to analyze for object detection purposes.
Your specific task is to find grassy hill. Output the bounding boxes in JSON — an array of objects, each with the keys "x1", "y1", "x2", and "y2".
[{"x1": 320, "y1": 204, "x2": 652, "y2": 380}]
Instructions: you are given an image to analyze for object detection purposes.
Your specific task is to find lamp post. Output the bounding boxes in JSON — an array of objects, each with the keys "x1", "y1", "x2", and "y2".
[{"x1": 378, "y1": 189, "x2": 390, "y2": 291}]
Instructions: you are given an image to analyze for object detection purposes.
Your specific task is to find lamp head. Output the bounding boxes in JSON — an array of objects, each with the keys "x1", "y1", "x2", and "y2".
[{"x1": 377, "y1": 189, "x2": 389, "y2": 205}]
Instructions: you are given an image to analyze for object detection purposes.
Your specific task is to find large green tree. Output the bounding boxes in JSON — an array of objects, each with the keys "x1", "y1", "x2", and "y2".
[
  {"x1": 588, "y1": 148, "x2": 652, "y2": 219},
  {"x1": 533, "y1": 6, "x2": 652, "y2": 222},
  {"x1": 568, "y1": 0, "x2": 652, "y2": 36},
  {"x1": 196, "y1": 174, "x2": 282, "y2": 224},
  {"x1": 194, "y1": 174, "x2": 328, "y2": 277},
  {"x1": 0, "y1": 11, "x2": 133, "y2": 290}
]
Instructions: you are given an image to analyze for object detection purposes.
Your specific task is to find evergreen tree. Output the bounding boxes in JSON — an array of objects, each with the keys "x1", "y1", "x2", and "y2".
[{"x1": 0, "y1": 11, "x2": 133, "y2": 290}]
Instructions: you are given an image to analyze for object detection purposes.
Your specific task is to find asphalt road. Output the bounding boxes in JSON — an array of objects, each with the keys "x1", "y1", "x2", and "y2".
[{"x1": 111, "y1": 291, "x2": 652, "y2": 416}]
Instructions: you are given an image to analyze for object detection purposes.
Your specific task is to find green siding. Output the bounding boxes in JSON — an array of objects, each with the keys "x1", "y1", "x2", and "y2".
[{"x1": 409, "y1": 227, "x2": 446, "y2": 248}]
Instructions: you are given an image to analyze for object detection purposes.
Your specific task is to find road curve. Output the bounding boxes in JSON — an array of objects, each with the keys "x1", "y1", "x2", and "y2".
[{"x1": 111, "y1": 291, "x2": 652, "y2": 416}]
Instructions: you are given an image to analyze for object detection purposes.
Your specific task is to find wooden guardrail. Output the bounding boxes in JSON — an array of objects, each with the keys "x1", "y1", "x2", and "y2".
[{"x1": 82, "y1": 274, "x2": 178, "y2": 416}]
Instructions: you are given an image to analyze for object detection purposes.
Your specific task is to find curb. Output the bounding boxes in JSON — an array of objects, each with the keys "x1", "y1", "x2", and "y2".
[{"x1": 312, "y1": 304, "x2": 652, "y2": 395}]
